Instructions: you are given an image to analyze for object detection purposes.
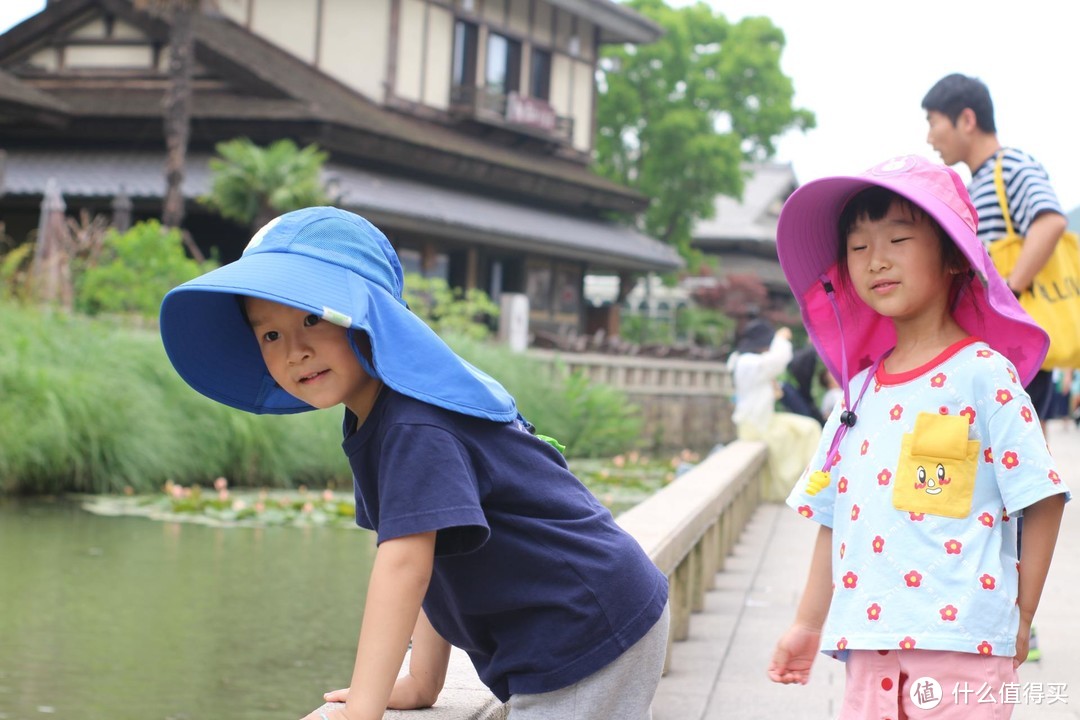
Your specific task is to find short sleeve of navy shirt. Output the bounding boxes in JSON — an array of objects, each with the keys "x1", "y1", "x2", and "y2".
[{"x1": 342, "y1": 390, "x2": 668, "y2": 703}]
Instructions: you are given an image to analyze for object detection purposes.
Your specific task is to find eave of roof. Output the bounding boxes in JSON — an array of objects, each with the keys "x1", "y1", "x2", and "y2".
[
  {"x1": 2, "y1": 149, "x2": 683, "y2": 273},
  {"x1": 0, "y1": 0, "x2": 651, "y2": 214}
]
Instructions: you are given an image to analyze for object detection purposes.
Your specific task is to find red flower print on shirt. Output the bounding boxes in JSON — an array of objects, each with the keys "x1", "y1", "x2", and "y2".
[
  {"x1": 1049, "y1": 470, "x2": 1062, "y2": 485},
  {"x1": 842, "y1": 571, "x2": 858, "y2": 589},
  {"x1": 1007, "y1": 367, "x2": 1017, "y2": 384},
  {"x1": 861, "y1": 440, "x2": 869, "y2": 456},
  {"x1": 1001, "y1": 451, "x2": 1019, "y2": 470},
  {"x1": 874, "y1": 380, "x2": 882, "y2": 393},
  {"x1": 995, "y1": 388, "x2": 1013, "y2": 405},
  {"x1": 944, "y1": 539, "x2": 962, "y2": 555},
  {"x1": 983, "y1": 447, "x2": 993, "y2": 464},
  {"x1": 889, "y1": 404, "x2": 904, "y2": 420},
  {"x1": 851, "y1": 504, "x2": 860, "y2": 521},
  {"x1": 977, "y1": 349, "x2": 992, "y2": 359},
  {"x1": 899, "y1": 636, "x2": 917, "y2": 650},
  {"x1": 938, "y1": 405, "x2": 949, "y2": 414},
  {"x1": 1020, "y1": 406, "x2": 1033, "y2": 423},
  {"x1": 840, "y1": 542, "x2": 846, "y2": 559},
  {"x1": 979, "y1": 574, "x2": 996, "y2": 590},
  {"x1": 905, "y1": 570, "x2": 923, "y2": 587},
  {"x1": 877, "y1": 469, "x2": 892, "y2": 486},
  {"x1": 838, "y1": 477, "x2": 849, "y2": 494},
  {"x1": 960, "y1": 406, "x2": 976, "y2": 424},
  {"x1": 939, "y1": 605, "x2": 958, "y2": 621},
  {"x1": 930, "y1": 373, "x2": 947, "y2": 388},
  {"x1": 909, "y1": 512, "x2": 925, "y2": 521},
  {"x1": 1002, "y1": 511, "x2": 1010, "y2": 522},
  {"x1": 977, "y1": 641, "x2": 993, "y2": 655},
  {"x1": 837, "y1": 638, "x2": 848, "y2": 651},
  {"x1": 798, "y1": 505, "x2": 814, "y2": 518},
  {"x1": 873, "y1": 536, "x2": 885, "y2": 553},
  {"x1": 867, "y1": 603, "x2": 882, "y2": 621},
  {"x1": 978, "y1": 512, "x2": 995, "y2": 528}
]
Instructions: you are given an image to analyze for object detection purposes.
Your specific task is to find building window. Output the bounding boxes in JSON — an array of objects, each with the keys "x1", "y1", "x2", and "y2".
[
  {"x1": 452, "y1": 20, "x2": 478, "y2": 88},
  {"x1": 485, "y1": 32, "x2": 521, "y2": 96},
  {"x1": 530, "y1": 47, "x2": 551, "y2": 101}
]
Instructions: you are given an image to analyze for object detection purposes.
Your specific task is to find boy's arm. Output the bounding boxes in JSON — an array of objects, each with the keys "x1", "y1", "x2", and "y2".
[
  {"x1": 1014, "y1": 493, "x2": 1066, "y2": 666},
  {"x1": 331, "y1": 531, "x2": 437, "y2": 720},
  {"x1": 768, "y1": 524, "x2": 832, "y2": 685},
  {"x1": 388, "y1": 608, "x2": 452, "y2": 709}
]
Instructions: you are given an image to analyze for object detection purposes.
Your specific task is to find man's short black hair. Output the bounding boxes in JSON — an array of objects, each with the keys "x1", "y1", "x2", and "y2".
[{"x1": 922, "y1": 73, "x2": 996, "y2": 133}]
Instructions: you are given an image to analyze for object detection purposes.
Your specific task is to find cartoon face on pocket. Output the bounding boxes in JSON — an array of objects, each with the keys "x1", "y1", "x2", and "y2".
[{"x1": 893, "y1": 412, "x2": 980, "y2": 519}]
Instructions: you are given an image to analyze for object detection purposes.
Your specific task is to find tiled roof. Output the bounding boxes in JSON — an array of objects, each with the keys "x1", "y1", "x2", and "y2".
[
  {"x1": 3, "y1": 149, "x2": 682, "y2": 272},
  {"x1": 692, "y1": 162, "x2": 797, "y2": 245}
]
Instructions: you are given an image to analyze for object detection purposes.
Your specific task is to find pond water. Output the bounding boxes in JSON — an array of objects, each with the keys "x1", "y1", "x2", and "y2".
[{"x1": 0, "y1": 497, "x2": 375, "y2": 720}]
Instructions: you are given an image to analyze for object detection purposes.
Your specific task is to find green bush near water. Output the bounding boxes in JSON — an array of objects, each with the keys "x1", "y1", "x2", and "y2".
[{"x1": 1, "y1": 301, "x2": 643, "y2": 494}]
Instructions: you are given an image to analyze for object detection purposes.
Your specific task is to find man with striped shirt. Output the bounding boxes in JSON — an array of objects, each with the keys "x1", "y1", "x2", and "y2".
[{"x1": 922, "y1": 72, "x2": 1068, "y2": 422}]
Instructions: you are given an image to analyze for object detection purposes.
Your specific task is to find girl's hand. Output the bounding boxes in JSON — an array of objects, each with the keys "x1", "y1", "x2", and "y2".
[
  {"x1": 768, "y1": 624, "x2": 821, "y2": 685},
  {"x1": 1013, "y1": 619, "x2": 1032, "y2": 669}
]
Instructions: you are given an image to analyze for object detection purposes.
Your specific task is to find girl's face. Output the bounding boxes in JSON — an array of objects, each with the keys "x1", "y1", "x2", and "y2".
[
  {"x1": 845, "y1": 201, "x2": 954, "y2": 325},
  {"x1": 244, "y1": 297, "x2": 381, "y2": 418}
]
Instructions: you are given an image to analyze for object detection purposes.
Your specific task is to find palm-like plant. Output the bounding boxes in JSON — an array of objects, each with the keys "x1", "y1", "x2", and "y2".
[{"x1": 201, "y1": 138, "x2": 330, "y2": 231}]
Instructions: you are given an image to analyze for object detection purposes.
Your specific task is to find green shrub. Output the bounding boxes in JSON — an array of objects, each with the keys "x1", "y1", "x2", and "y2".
[
  {"x1": 76, "y1": 221, "x2": 211, "y2": 317},
  {"x1": 402, "y1": 273, "x2": 499, "y2": 340},
  {"x1": 443, "y1": 335, "x2": 643, "y2": 458}
]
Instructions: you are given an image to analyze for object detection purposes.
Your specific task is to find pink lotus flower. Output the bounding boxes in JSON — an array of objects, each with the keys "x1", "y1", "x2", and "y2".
[{"x1": 213, "y1": 477, "x2": 228, "y2": 492}]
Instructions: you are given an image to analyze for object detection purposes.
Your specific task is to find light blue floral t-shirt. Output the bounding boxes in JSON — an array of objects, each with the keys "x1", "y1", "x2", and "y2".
[{"x1": 788, "y1": 338, "x2": 1069, "y2": 661}]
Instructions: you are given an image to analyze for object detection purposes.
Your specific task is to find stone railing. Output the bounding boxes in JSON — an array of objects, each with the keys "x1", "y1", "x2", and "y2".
[
  {"x1": 380, "y1": 440, "x2": 768, "y2": 719},
  {"x1": 525, "y1": 349, "x2": 736, "y2": 452}
]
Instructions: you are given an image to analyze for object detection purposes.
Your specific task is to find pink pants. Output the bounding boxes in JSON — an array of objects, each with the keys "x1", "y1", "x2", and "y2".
[{"x1": 839, "y1": 650, "x2": 1017, "y2": 720}]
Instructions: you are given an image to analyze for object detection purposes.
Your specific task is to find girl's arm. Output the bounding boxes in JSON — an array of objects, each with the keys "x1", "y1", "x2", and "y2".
[
  {"x1": 321, "y1": 531, "x2": 437, "y2": 720},
  {"x1": 388, "y1": 609, "x2": 452, "y2": 709},
  {"x1": 1013, "y1": 493, "x2": 1066, "y2": 667},
  {"x1": 768, "y1": 524, "x2": 833, "y2": 685}
]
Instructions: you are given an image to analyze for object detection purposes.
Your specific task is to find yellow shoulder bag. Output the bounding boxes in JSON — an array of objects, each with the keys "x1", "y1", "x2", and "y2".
[{"x1": 987, "y1": 151, "x2": 1080, "y2": 370}]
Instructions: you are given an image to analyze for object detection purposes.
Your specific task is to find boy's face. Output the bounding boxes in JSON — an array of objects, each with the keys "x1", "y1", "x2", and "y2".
[
  {"x1": 845, "y1": 201, "x2": 953, "y2": 325},
  {"x1": 244, "y1": 297, "x2": 381, "y2": 417}
]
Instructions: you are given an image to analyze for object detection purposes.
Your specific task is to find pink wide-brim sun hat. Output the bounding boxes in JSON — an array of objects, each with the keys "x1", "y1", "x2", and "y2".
[{"x1": 776, "y1": 155, "x2": 1048, "y2": 388}]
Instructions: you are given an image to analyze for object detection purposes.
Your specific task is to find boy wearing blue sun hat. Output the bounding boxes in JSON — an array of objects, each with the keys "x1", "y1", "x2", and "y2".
[{"x1": 159, "y1": 207, "x2": 669, "y2": 720}]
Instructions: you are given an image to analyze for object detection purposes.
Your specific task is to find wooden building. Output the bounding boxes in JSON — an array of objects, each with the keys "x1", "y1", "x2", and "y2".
[{"x1": 0, "y1": 0, "x2": 681, "y2": 334}]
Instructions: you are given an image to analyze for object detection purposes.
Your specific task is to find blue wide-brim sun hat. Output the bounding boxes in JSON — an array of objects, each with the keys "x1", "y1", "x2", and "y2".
[{"x1": 159, "y1": 207, "x2": 517, "y2": 421}]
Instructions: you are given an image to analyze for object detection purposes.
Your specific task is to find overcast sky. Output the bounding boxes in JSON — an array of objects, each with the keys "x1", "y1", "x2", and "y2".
[{"x1": 3, "y1": 0, "x2": 1079, "y2": 212}]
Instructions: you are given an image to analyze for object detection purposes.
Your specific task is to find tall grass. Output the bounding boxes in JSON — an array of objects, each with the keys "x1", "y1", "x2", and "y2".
[
  {"x1": 0, "y1": 302, "x2": 344, "y2": 494},
  {"x1": 1, "y1": 302, "x2": 642, "y2": 494}
]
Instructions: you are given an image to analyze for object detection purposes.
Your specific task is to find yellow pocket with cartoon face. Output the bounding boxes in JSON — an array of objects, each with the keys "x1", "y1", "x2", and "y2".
[{"x1": 893, "y1": 412, "x2": 980, "y2": 519}]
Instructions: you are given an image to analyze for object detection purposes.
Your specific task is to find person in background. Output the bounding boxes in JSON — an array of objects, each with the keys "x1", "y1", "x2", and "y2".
[
  {"x1": 817, "y1": 367, "x2": 843, "y2": 420},
  {"x1": 781, "y1": 345, "x2": 827, "y2": 426},
  {"x1": 727, "y1": 320, "x2": 822, "y2": 502},
  {"x1": 923, "y1": 72, "x2": 1068, "y2": 431}
]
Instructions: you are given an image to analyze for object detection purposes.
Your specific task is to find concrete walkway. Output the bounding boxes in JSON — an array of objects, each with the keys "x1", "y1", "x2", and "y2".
[{"x1": 654, "y1": 422, "x2": 1080, "y2": 720}]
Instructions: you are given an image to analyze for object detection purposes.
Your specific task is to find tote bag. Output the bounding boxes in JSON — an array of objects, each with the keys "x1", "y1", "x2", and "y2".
[{"x1": 987, "y1": 153, "x2": 1080, "y2": 370}]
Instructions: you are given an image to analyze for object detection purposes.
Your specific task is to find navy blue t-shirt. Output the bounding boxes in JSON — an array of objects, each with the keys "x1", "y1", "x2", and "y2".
[{"x1": 342, "y1": 390, "x2": 668, "y2": 702}]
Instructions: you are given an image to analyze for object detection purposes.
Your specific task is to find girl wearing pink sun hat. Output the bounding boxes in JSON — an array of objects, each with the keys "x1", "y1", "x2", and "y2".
[{"x1": 766, "y1": 156, "x2": 1068, "y2": 719}]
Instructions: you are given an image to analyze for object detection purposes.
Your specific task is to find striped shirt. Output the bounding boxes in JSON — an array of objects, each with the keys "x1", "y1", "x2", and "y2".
[{"x1": 968, "y1": 147, "x2": 1063, "y2": 247}]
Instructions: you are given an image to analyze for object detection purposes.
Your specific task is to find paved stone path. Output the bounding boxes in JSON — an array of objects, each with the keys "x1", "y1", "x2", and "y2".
[{"x1": 654, "y1": 422, "x2": 1080, "y2": 720}]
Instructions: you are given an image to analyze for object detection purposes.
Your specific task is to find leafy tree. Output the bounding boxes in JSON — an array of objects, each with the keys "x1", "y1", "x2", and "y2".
[
  {"x1": 76, "y1": 221, "x2": 212, "y2": 317},
  {"x1": 595, "y1": 0, "x2": 815, "y2": 264},
  {"x1": 201, "y1": 138, "x2": 330, "y2": 231}
]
